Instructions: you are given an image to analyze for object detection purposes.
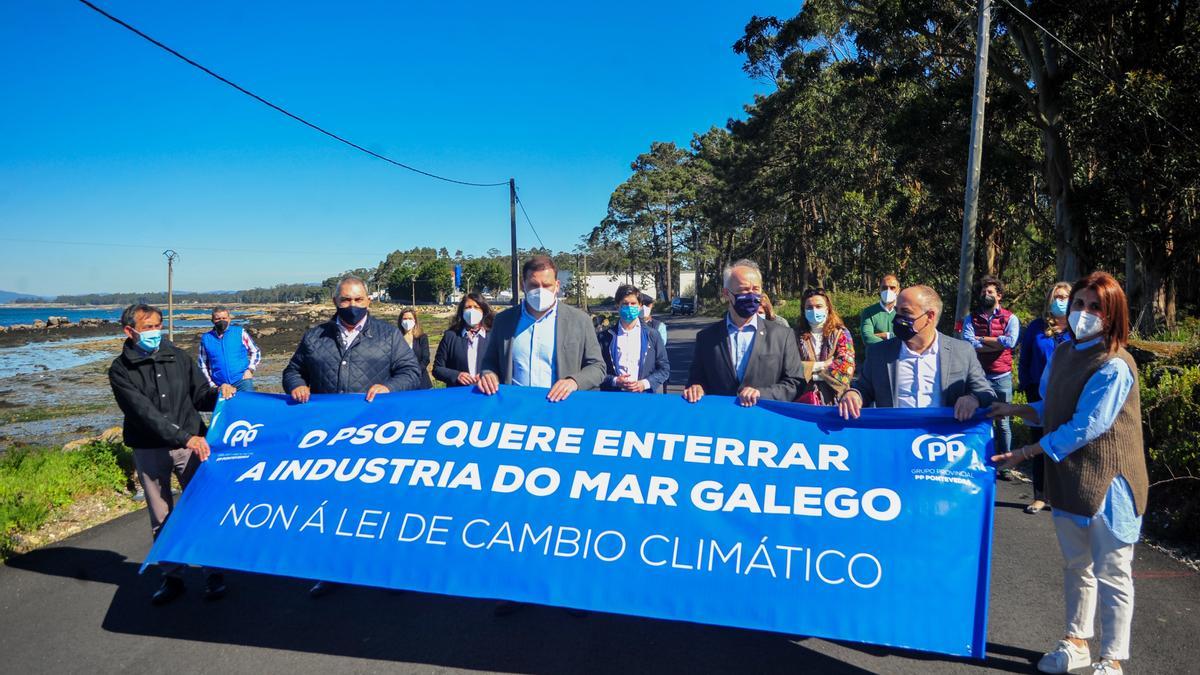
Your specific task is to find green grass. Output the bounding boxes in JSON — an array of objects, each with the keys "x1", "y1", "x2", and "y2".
[
  {"x1": 0, "y1": 402, "x2": 109, "y2": 425},
  {"x1": 0, "y1": 441, "x2": 134, "y2": 558}
]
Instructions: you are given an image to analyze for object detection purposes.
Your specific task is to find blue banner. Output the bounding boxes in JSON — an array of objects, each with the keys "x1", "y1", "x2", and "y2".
[{"x1": 146, "y1": 386, "x2": 994, "y2": 658}]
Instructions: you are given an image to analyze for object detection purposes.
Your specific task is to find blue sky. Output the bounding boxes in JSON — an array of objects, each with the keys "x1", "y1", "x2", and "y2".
[{"x1": 0, "y1": 1, "x2": 794, "y2": 296}]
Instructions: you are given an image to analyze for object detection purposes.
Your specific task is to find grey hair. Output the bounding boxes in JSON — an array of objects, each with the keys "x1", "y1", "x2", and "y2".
[
  {"x1": 722, "y1": 259, "x2": 762, "y2": 288},
  {"x1": 333, "y1": 276, "x2": 369, "y2": 300},
  {"x1": 210, "y1": 305, "x2": 229, "y2": 318},
  {"x1": 910, "y1": 285, "x2": 944, "y2": 320}
]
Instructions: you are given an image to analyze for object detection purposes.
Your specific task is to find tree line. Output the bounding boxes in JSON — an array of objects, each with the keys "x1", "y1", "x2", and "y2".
[{"x1": 586, "y1": 1, "x2": 1199, "y2": 331}]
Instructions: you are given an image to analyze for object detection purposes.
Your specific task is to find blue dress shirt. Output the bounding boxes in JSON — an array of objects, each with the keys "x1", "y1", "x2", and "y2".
[
  {"x1": 725, "y1": 314, "x2": 759, "y2": 382},
  {"x1": 1030, "y1": 337, "x2": 1142, "y2": 543},
  {"x1": 511, "y1": 303, "x2": 557, "y2": 388}
]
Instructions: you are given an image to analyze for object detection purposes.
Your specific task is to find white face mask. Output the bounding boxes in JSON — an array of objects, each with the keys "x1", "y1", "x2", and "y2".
[
  {"x1": 401, "y1": 319, "x2": 416, "y2": 332},
  {"x1": 1069, "y1": 310, "x2": 1103, "y2": 340},
  {"x1": 525, "y1": 287, "x2": 556, "y2": 313},
  {"x1": 463, "y1": 308, "x2": 483, "y2": 327},
  {"x1": 641, "y1": 305, "x2": 652, "y2": 319},
  {"x1": 881, "y1": 289, "x2": 897, "y2": 305}
]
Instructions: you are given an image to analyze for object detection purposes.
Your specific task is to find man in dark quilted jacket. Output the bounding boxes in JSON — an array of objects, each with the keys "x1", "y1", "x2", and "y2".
[{"x1": 281, "y1": 275, "x2": 421, "y2": 598}]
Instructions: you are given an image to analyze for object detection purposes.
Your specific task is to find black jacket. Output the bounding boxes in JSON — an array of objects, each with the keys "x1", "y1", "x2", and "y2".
[
  {"x1": 686, "y1": 316, "x2": 803, "y2": 401},
  {"x1": 597, "y1": 323, "x2": 671, "y2": 393},
  {"x1": 433, "y1": 328, "x2": 490, "y2": 386},
  {"x1": 282, "y1": 315, "x2": 421, "y2": 395},
  {"x1": 108, "y1": 339, "x2": 218, "y2": 449},
  {"x1": 406, "y1": 332, "x2": 433, "y2": 389}
]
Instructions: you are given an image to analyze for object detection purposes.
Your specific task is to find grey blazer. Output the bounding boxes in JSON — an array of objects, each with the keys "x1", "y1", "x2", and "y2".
[
  {"x1": 686, "y1": 316, "x2": 804, "y2": 401},
  {"x1": 851, "y1": 332, "x2": 996, "y2": 408},
  {"x1": 480, "y1": 302, "x2": 606, "y2": 391}
]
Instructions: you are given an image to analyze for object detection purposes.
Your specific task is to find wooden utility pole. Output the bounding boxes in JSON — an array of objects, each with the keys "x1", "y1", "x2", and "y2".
[
  {"x1": 410, "y1": 275, "x2": 416, "y2": 307},
  {"x1": 955, "y1": 0, "x2": 992, "y2": 327},
  {"x1": 582, "y1": 252, "x2": 589, "y2": 313},
  {"x1": 665, "y1": 208, "x2": 673, "y2": 302},
  {"x1": 163, "y1": 249, "x2": 178, "y2": 340},
  {"x1": 509, "y1": 179, "x2": 519, "y2": 306}
]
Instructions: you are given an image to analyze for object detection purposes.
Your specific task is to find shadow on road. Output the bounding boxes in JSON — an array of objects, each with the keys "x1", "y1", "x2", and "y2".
[{"x1": 7, "y1": 545, "x2": 883, "y2": 673}]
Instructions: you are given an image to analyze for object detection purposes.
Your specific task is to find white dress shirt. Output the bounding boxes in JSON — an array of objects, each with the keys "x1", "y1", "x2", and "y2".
[
  {"x1": 463, "y1": 327, "x2": 487, "y2": 377},
  {"x1": 895, "y1": 336, "x2": 942, "y2": 408},
  {"x1": 336, "y1": 315, "x2": 368, "y2": 348}
]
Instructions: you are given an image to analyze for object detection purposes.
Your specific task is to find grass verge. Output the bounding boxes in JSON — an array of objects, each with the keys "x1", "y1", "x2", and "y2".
[{"x1": 0, "y1": 440, "x2": 134, "y2": 559}]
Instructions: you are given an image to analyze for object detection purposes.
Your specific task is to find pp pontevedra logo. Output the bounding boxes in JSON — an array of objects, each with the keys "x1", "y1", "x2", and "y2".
[
  {"x1": 911, "y1": 433, "x2": 969, "y2": 463},
  {"x1": 222, "y1": 420, "x2": 264, "y2": 448}
]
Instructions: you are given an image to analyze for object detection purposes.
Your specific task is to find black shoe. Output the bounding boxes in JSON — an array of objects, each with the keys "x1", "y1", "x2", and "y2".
[
  {"x1": 309, "y1": 580, "x2": 338, "y2": 598},
  {"x1": 203, "y1": 573, "x2": 227, "y2": 601},
  {"x1": 151, "y1": 576, "x2": 185, "y2": 606},
  {"x1": 493, "y1": 600, "x2": 524, "y2": 617}
]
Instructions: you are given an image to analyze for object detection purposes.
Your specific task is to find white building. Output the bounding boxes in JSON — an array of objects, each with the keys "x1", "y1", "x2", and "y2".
[{"x1": 557, "y1": 271, "x2": 695, "y2": 301}]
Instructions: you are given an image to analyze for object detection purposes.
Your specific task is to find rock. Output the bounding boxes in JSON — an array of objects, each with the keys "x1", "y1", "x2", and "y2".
[
  {"x1": 47, "y1": 316, "x2": 70, "y2": 327},
  {"x1": 32, "y1": 320, "x2": 45, "y2": 329},
  {"x1": 0, "y1": 325, "x2": 7, "y2": 333},
  {"x1": 256, "y1": 327, "x2": 278, "y2": 337},
  {"x1": 99, "y1": 426, "x2": 123, "y2": 444},
  {"x1": 64, "y1": 426, "x2": 124, "y2": 451},
  {"x1": 79, "y1": 318, "x2": 103, "y2": 327},
  {"x1": 1127, "y1": 344, "x2": 1158, "y2": 366}
]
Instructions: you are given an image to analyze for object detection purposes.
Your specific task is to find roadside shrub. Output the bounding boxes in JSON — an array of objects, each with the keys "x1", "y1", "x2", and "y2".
[
  {"x1": 1140, "y1": 364, "x2": 1200, "y2": 544},
  {"x1": 0, "y1": 440, "x2": 134, "y2": 558}
]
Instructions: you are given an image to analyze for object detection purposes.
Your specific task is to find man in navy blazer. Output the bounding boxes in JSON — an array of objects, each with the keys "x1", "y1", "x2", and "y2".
[
  {"x1": 684, "y1": 259, "x2": 803, "y2": 406},
  {"x1": 838, "y1": 285, "x2": 995, "y2": 421},
  {"x1": 598, "y1": 284, "x2": 670, "y2": 393}
]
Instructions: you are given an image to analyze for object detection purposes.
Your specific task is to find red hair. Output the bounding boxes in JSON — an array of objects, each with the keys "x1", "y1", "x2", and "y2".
[{"x1": 1069, "y1": 271, "x2": 1129, "y2": 354}]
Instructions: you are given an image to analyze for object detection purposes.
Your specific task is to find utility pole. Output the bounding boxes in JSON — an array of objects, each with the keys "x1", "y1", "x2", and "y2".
[
  {"x1": 582, "y1": 252, "x2": 589, "y2": 314},
  {"x1": 509, "y1": 179, "x2": 519, "y2": 306},
  {"x1": 410, "y1": 275, "x2": 416, "y2": 307},
  {"x1": 955, "y1": 0, "x2": 992, "y2": 328},
  {"x1": 665, "y1": 208, "x2": 673, "y2": 302},
  {"x1": 163, "y1": 250, "x2": 178, "y2": 340}
]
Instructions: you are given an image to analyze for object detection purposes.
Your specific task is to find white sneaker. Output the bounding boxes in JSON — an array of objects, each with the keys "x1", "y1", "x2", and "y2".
[
  {"x1": 1038, "y1": 639, "x2": 1092, "y2": 673},
  {"x1": 1092, "y1": 660, "x2": 1122, "y2": 674}
]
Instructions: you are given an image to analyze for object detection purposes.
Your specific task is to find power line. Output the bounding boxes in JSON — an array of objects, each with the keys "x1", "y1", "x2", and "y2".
[
  {"x1": 991, "y1": 0, "x2": 1200, "y2": 150},
  {"x1": 515, "y1": 192, "x2": 546, "y2": 249},
  {"x1": 75, "y1": 0, "x2": 510, "y2": 188}
]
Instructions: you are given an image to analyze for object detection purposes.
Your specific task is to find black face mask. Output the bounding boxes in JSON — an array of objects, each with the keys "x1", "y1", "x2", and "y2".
[
  {"x1": 213, "y1": 320, "x2": 230, "y2": 333},
  {"x1": 336, "y1": 305, "x2": 369, "y2": 326},
  {"x1": 979, "y1": 295, "x2": 997, "y2": 310},
  {"x1": 893, "y1": 314, "x2": 922, "y2": 341}
]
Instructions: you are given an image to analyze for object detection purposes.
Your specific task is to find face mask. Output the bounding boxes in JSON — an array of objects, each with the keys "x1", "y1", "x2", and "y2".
[
  {"x1": 640, "y1": 305, "x2": 652, "y2": 319},
  {"x1": 805, "y1": 308, "x2": 828, "y2": 326},
  {"x1": 134, "y1": 329, "x2": 162, "y2": 352},
  {"x1": 619, "y1": 305, "x2": 641, "y2": 324},
  {"x1": 213, "y1": 320, "x2": 230, "y2": 333},
  {"x1": 1069, "y1": 310, "x2": 1103, "y2": 340},
  {"x1": 401, "y1": 319, "x2": 416, "y2": 332},
  {"x1": 463, "y1": 308, "x2": 483, "y2": 327},
  {"x1": 730, "y1": 292, "x2": 762, "y2": 318},
  {"x1": 880, "y1": 289, "x2": 897, "y2": 305},
  {"x1": 980, "y1": 295, "x2": 997, "y2": 309},
  {"x1": 892, "y1": 314, "x2": 921, "y2": 341},
  {"x1": 525, "y1": 287, "x2": 556, "y2": 313},
  {"x1": 336, "y1": 305, "x2": 368, "y2": 326},
  {"x1": 1050, "y1": 298, "x2": 1069, "y2": 317}
]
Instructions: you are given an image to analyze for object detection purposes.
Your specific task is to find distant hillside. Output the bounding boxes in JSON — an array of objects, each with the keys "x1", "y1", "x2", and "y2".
[{"x1": 0, "y1": 290, "x2": 47, "y2": 304}]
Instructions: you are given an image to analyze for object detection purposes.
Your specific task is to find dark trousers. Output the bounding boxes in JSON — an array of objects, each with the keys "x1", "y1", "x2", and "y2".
[{"x1": 1025, "y1": 389, "x2": 1045, "y2": 500}]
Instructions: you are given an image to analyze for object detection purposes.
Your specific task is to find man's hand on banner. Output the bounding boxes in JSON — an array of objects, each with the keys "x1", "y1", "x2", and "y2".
[
  {"x1": 737, "y1": 386, "x2": 761, "y2": 407},
  {"x1": 365, "y1": 384, "x2": 390, "y2": 402},
  {"x1": 219, "y1": 384, "x2": 237, "y2": 400},
  {"x1": 290, "y1": 386, "x2": 311, "y2": 404},
  {"x1": 838, "y1": 390, "x2": 862, "y2": 419},
  {"x1": 476, "y1": 372, "x2": 499, "y2": 395},
  {"x1": 682, "y1": 384, "x2": 705, "y2": 403},
  {"x1": 547, "y1": 378, "x2": 578, "y2": 402},
  {"x1": 185, "y1": 435, "x2": 211, "y2": 461},
  {"x1": 953, "y1": 394, "x2": 980, "y2": 421}
]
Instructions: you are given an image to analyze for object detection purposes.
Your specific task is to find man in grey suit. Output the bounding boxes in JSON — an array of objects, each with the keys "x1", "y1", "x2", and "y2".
[
  {"x1": 478, "y1": 255, "x2": 606, "y2": 402},
  {"x1": 683, "y1": 259, "x2": 803, "y2": 406},
  {"x1": 838, "y1": 285, "x2": 995, "y2": 421}
]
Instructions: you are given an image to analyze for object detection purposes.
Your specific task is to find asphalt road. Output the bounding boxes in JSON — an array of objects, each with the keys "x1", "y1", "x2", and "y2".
[{"x1": 2, "y1": 315, "x2": 1197, "y2": 674}]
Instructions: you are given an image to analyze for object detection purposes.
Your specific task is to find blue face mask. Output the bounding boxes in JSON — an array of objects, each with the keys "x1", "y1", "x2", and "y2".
[
  {"x1": 134, "y1": 329, "x2": 162, "y2": 352},
  {"x1": 1050, "y1": 298, "x2": 1069, "y2": 317},
  {"x1": 731, "y1": 292, "x2": 762, "y2": 318},
  {"x1": 619, "y1": 305, "x2": 641, "y2": 324},
  {"x1": 805, "y1": 308, "x2": 828, "y2": 326}
]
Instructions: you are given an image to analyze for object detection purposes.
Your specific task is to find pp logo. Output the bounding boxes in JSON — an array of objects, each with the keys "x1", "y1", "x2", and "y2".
[
  {"x1": 911, "y1": 433, "x2": 969, "y2": 463},
  {"x1": 223, "y1": 420, "x2": 264, "y2": 448}
]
